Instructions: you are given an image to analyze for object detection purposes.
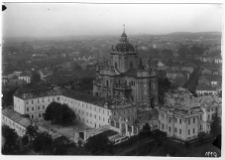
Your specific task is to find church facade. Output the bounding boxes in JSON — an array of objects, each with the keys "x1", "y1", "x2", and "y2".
[{"x1": 93, "y1": 29, "x2": 158, "y2": 108}]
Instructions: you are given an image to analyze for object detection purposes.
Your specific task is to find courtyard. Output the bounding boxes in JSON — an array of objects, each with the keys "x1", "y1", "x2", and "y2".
[{"x1": 36, "y1": 119, "x2": 92, "y2": 139}]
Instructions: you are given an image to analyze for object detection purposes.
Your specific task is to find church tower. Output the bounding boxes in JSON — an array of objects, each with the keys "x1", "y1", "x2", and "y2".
[
  {"x1": 93, "y1": 26, "x2": 158, "y2": 109},
  {"x1": 111, "y1": 25, "x2": 138, "y2": 73}
]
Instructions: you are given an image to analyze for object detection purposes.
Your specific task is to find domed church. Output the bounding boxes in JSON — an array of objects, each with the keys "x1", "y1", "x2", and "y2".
[{"x1": 93, "y1": 27, "x2": 158, "y2": 108}]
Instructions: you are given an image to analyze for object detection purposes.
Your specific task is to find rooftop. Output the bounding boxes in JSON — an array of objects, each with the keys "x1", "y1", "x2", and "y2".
[
  {"x1": 196, "y1": 84, "x2": 219, "y2": 91},
  {"x1": 60, "y1": 89, "x2": 105, "y2": 106},
  {"x1": 2, "y1": 109, "x2": 32, "y2": 128},
  {"x1": 164, "y1": 88, "x2": 221, "y2": 111}
]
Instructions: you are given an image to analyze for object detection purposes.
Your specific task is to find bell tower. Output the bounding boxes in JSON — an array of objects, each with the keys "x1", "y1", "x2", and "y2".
[{"x1": 111, "y1": 25, "x2": 138, "y2": 73}]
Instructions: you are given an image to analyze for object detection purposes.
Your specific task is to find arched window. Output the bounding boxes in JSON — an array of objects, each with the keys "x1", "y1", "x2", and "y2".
[{"x1": 130, "y1": 62, "x2": 133, "y2": 69}]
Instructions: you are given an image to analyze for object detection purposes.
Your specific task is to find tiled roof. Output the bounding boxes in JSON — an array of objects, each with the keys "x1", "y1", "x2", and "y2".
[
  {"x1": 200, "y1": 75, "x2": 222, "y2": 82},
  {"x1": 196, "y1": 85, "x2": 218, "y2": 91},
  {"x1": 2, "y1": 109, "x2": 32, "y2": 128},
  {"x1": 123, "y1": 68, "x2": 138, "y2": 77},
  {"x1": 60, "y1": 89, "x2": 105, "y2": 106},
  {"x1": 20, "y1": 72, "x2": 32, "y2": 77}
]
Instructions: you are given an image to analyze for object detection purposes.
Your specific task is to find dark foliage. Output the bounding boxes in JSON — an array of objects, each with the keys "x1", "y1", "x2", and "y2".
[
  {"x1": 2, "y1": 125, "x2": 20, "y2": 155},
  {"x1": 31, "y1": 132, "x2": 53, "y2": 154},
  {"x1": 142, "y1": 123, "x2": 151, "y2": 133},
  {"x1": 25, "y1": 125, "x2": 39, "y2": 141},
  {"x1": 210, "y1": 108, "x2": 221, "y2": 137},
  {"x1": 164, "y1": 144, "x2": 178, "y2": 156},
  {"x1": 31, "y1": 71, "x2": 41, "y2": 85},
  {"x1": 158, "y1": 77, "x2": 172, "y2": 104},
  {"x1": 22, "y1": 135, "x2": 29, "y2": 145},
  {"x1": 2, "y1": 125, "x2": 18, "y2": 144},
  {"x1": 136, "y1": 142, "x2": 152, "y2": 156},
  {"x1": 51, "y1": 136, "x2": 75, "y2": 155},
  {"x1": 2, "y1": 87, "x2": 18, "y2": 108},
  {"x1": 153, "y1": 129, "x2": 167, "y2": 137},
  {"x1": 198, "y1": 132, "x2": 208, "y2": 144},
  {"x1": 85, "y1": 134, "x2": 114, "y2": 155},
  {"x1": 43, "y1": 102, "x2": 76, "y2": 125}
]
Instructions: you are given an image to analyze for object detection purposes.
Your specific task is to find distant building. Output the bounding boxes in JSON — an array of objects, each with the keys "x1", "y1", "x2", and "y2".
[
  {"x1": 159, "y1": 88, "x2": 221, "y2": 141},
  {"x1": 18, "y1": 71, "x2": 32, "y2": 84}
]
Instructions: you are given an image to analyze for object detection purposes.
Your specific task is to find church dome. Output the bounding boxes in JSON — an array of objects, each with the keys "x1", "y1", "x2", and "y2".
[
  {"x1": 114, "y1": 43, "x2": 135, "y2": 52},
  {"x1": 113, "y1": 29, "x2": 135, "y2": 52},
  {"x1": 121, "y1": 32, "x2": 127, "y2": 38}
]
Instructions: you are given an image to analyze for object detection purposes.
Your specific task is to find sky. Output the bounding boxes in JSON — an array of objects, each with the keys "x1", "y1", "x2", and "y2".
[{"x1": 2, "y1": 3, "x2": 223, "y2": 38}]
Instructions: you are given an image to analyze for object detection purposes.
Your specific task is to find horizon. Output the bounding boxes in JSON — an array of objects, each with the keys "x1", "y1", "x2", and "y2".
[
  {"x1": 3, "y1": 31, "x2": 222, "y2": 39},
  {"x1": 3, "y1": 3, "x2": 223, "y2": 38}
]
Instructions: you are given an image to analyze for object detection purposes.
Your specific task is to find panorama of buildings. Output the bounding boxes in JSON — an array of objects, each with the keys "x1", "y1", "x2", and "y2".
[{"x1": 2, "y1": 29, "x2": 222, "y2": 143}]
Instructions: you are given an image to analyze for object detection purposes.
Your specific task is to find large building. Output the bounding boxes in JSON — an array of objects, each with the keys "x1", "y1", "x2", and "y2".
[
  {"x1": 93, "y1": 29, "x2": 158, "y2": 108},
  {"x1": 13, "y1": 87, "x2": 139, "y2": 137},
  {"x1": 158, "y1": 88, "x2": 221, "y2": 141}
]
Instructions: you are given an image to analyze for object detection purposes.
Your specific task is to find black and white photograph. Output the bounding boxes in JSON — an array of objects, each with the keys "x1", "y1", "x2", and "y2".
[{"x1": 1, "y1": 1, "x2": 223, "y2": 158}]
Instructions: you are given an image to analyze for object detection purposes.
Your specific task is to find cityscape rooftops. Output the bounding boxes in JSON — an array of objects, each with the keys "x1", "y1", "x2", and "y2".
[
  {"x1": 164, "y1": 88, "x2": 221, "y2": 111},
  {"x1": 19, "y1": 71, "x2": 32, "y2": 77}
]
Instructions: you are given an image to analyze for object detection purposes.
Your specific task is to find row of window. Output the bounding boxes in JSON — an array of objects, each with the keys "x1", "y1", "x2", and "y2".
[
  {"x1": 163, "y1": 114, "x2": 198, "y2": 125},
  {"x1": 162, "y1": 124, "x2": 197, "y2": 135},
  {"x1": 3, "y1": 116, "x2": 24, "y2": 131},
  {"x1": 77, "y1": 110, "x2": 109, "y2": 122},
  {"x1": 27, "y1": 105, "x2": 45, "y2": 112},
  {"x1": 74, "y1": 107, "x2": 110, "y2": 116},
  {"x1": 62, "y1": 98, "x2": 109, "y2": 114},
  {"x1": 26, "y1": 97, "x2": 60, "y2": 104},
  {"x1": 78, "y1": 116, "x2": 107, "y2": 128},
  {"x1": 113, "y1": 108, "x2": 135, "y2": 116}
]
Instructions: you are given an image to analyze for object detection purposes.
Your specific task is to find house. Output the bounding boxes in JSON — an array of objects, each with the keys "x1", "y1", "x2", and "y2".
[
  {"x1": 8, "y1": 75, "x2": 26, "y2": 87},
  {"x1": 166, "y1": 69, "x2": 187, "y2": 87},
  {"x1": 201, "y1": 65, "x2": 222, "y2": 76},
  {"x1": 180, "y1": 61, "x2": 196, "y2": 74},
  {"x1": 196, "y1": 84, "x2": 218, "y2": 95},
  {"x1": 198, "y1": 75, "x2": 222, "y2": 88},
  {"x1": 18, "y1": 71, "x2": 32, "y2": 84}
]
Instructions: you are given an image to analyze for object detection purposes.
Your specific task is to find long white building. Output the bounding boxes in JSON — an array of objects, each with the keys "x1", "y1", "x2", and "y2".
[{"x1": 13, "y1": 88, "x2": 113, "y2": 128}]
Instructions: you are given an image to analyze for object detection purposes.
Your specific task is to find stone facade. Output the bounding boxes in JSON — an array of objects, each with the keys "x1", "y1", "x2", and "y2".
[{"x1": 93, "y1": 30, "x2": 158, "y2": 108}]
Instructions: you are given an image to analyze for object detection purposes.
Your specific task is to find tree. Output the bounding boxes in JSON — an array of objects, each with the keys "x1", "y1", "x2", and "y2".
[
  {"x1": 85, "y1": 134, "x2": 114, "y2": 155},
  {"x1": 78, "y1": 140, "x2": 82, "y2": 147},
  {"x1": 31, "y1": 132, "x2": 53, "y2": 154},
  {"x1": 158, "y1": 77, "x2": 172, "y2": 104},
  {"x1": 142, "y1": 123, "x2": 151, "y2": 133},
  {"x1": 2, "y1": 87, "x2": 18, "y2": 108},
  {"x1": 31, "y1": 71, "x2": 41, "y2": 85},
  {"x1": 2, "y1": 125, "x2": 20, "y2": 155},
  {"x1": 51, "y1": 136, "x2": 75, "y2": 155},
  {"x1": 43, "y1": 102, "x2": 76, "y2": 125},
  {"x1": 210, "y1": 108, "x2": 221, "y2": 137},
  {"x1": 198, "y1": 132, "x2": 207, "y2": 144},
  {"x1": 25, "y1": 125, "x2": 39, "y2": 141},
  {"x1": 22, "y1": 135, "x2": 29, "y2": 145}
]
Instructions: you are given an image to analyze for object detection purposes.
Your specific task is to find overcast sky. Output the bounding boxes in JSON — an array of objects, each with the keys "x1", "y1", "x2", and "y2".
[{"x1": 2, "y1": 3, "x2": 223, "y2": 37}]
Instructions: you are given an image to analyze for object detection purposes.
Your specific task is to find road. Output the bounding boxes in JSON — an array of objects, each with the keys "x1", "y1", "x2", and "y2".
[{"x1": 116, "y1": 138, "x2": 154, "y2": 156}]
